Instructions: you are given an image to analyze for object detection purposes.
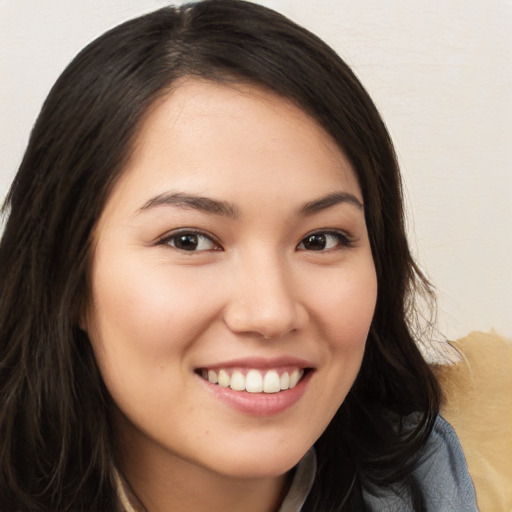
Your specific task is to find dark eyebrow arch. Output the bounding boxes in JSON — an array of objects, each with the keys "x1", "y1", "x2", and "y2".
[
  {"x1": 298, "y1": 192, "x2": 364, "y2": 215},
  {"x1": 138, "y1": 192, "x2": 240, "y2": 218}
]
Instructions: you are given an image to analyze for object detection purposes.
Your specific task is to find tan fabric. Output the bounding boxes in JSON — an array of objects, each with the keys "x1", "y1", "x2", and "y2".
[
  {"x1": 114, "y1": 468, "x2": 146, "y2": 512},
  {"x1": 434, "y1": 332, "x2": 512, "y2": 512}
]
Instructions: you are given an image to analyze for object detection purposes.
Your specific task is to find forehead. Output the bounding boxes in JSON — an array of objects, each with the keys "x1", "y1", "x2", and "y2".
[{"x1": 101, "y1": 78, "x2": 361, "y2": 219}]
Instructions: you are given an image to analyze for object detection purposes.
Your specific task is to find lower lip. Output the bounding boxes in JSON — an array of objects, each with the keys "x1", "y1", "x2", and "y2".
[{"x1": 200, "y1": 371, "x2": 312, "y2": 417}]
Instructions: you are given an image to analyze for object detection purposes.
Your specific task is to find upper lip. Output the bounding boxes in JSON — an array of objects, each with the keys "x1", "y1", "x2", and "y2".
[{"x1": 195, "y1": 356, "x2": 315, "y2": 371}]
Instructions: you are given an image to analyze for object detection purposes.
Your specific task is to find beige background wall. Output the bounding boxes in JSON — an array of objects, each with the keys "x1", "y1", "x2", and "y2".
[{"x1": 1, "y1": 0, "x2": 510, "y2": 340}]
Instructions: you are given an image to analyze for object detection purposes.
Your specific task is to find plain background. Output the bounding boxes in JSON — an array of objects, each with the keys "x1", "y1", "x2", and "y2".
[{"x1": 1, "y1": 0, "x2": 510, "y2": 341}]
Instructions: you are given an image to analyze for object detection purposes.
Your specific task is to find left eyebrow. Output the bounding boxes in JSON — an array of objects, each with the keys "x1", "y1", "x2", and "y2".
[{"x1": 298, "y1": 192, "x2": 364, "y2": 215}]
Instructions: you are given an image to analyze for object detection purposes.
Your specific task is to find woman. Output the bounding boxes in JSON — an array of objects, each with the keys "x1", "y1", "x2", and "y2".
[{"x1": 0, "y1": 1, "x2": 477, "y2": 510}]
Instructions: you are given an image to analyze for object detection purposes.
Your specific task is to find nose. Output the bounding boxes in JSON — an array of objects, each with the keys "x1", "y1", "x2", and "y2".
[{"x1": 223, "y1": 252, "x2": 308, "y2": 339}]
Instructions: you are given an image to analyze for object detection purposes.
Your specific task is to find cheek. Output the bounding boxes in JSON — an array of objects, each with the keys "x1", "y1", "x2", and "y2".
[
  {"x1": 87, "y1": 254, "x2": 222, "y2": 359},
  {"x1": 310, "y1": 263, "x2": 376, "y2": 397},
  {"x1": 298, "y1": 266, "x2": 376, "y2": 447},
  {"x1": 85, "y1": 257, "x2": 218, "y2": 420},
  {"x1": 306, "y1": 263, "x2": 377, "y2": 349}
]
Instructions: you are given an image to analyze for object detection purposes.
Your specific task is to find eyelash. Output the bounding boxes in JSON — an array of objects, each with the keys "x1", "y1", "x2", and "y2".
[
  {"x1": 156, "y1": 229, "x2": 221, "y2": 252},
  {"x1": 156, "y1": 229, "x2": 353, "y2": 253},
  {"x1": 297, "y1": 230, "x2": 353, "y2": 251}
]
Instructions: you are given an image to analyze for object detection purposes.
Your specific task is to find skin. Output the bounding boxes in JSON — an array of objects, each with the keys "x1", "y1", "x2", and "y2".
[{"x1": 85, "y1": 79, "x2": 378, "y2": 512}]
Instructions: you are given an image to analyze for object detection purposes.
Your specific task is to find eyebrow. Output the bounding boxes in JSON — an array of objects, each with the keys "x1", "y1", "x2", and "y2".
[
  {"x1": 139, "y1": 192, "x2": 240, "y2": 218},
  {"x1": 298, "y1": 192, "x2": 364, "y2": 215},
  {"x1": 138, "y1": 190, "x2": 363, "y2": 218}
]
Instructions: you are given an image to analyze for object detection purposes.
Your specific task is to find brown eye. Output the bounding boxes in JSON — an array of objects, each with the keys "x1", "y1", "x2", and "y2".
[
  {"x1": 297, "y1": 232, "x2": 349, "y2": 251},
  {"x1": 301, "y1": 233, "x2": 327, "y2": 251},
  {"x1": 164, "y1": 232, "x2": 218, "y2": 252}
]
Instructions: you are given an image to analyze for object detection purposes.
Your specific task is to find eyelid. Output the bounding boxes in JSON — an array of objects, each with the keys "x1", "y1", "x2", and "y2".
[
  {"x1": 153, "y1": 228, "x2": 353, "y2": 252},
  {"x1": 155, "y1": 228, "x2": 223, "y2": 251},
  {"x1": 296, "y1": 229, "x2": 354, "y2": 250}
]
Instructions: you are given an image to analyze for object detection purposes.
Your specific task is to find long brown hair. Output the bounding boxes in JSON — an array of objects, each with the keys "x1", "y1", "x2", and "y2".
[{"x1": 0, "y1": 1, "x2": 440, "y2": 510}]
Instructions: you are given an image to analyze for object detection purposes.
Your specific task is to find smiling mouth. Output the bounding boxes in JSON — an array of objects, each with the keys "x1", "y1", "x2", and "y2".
[{"x1": 197, "y1": 367, "x2": 308, "y2": 394}]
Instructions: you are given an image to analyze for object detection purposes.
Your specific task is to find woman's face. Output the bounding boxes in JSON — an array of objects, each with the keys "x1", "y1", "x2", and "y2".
[{"x1": 85, "y1": 79, "x2": 377, "y2": 479}]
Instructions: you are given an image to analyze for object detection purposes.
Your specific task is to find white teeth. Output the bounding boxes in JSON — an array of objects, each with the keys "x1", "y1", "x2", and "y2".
[
  {"x1": 245, "y1": 369, "x2": 263, "y2": 393},
  {"x1": 207, "y1": 370, "x2": 218, "y2": 384},
  {"x1": 230, "y1": 370, "x2": 245, "y2": 391},
  {"x1": 218, "y1": 369, "x2": 230, "y2": 388},
  {"x1": 201, "y1": 367, "x2": 306, "y2": 393},
  {"x1": 263, "y1": 370, "x2": 281, "y2": 393},
  {"x1": 289, "y1": 369, "x2": 302, "y2": 388},
  {"x1": 280, "y1": 372, "x2": 290, "y2": 390}
]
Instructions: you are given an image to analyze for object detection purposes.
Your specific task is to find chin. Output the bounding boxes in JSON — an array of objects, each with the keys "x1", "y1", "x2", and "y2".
[{"x1": 201, "y1": 440, "x2": 312, "y2": 480}]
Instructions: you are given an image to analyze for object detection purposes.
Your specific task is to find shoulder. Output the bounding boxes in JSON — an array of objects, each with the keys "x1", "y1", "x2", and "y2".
[
  {"x1": 413, "y1": 415, "x2": 478, "y2": 510},
  {"x1": 361, "y1": 415, "x2": 478, "y2": 512}
]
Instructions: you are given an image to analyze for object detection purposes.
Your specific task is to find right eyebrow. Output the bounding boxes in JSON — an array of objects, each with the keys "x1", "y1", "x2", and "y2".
[{"x1": 138, "y1": 192, "x2": 240, "y2": 218}]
